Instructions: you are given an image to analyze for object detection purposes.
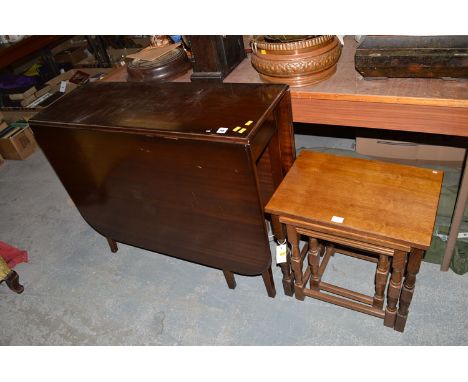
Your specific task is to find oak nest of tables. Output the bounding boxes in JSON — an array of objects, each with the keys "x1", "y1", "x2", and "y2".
[{"x1": 266, "y1": 151, "x2": 444, "y2": 332}]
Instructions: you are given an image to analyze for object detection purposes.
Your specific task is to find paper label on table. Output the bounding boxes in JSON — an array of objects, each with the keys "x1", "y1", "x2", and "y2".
[
  {"x1": 59, "y1": 81, "x2": 67, "y2": 93},
  {"x1": 276, "y1": 244, "x2": 287, "y2": 264},
  {"x1": 239, "y1": 128, "x2": 247, "y2": 134},
  {"x1": 216, "y1": 127, "x2": 228, "y2": 134},
  {"x1": 233, "y1": 126, "x2": 241, "y2": 132},
  {"x1": 245, "y1": 120, "x2": 253, "y2": 126},
  {"x1": 331, "y1": 215, "x2": 344, "y2": 223}
]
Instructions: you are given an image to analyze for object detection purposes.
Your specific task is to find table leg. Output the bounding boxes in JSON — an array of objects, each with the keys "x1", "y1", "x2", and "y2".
[
  {"x1": 286, "y1": 224, "x2": 305, "y2": 301},
  {"x1": 271, "y1": 215, "x2": 294, "y2": 296},
  {"x1": 395, "y1": 248, "x2": 424, "y2": 332},
  {"x1": 373, "y1": 255, "x2": 390, "y2": 310},
  {"x1": 262, "y1": 266, "x2": 276, "y2": 298},
  {"x1": 308, "y1": 237, "x2": 321, "y2": 290},
  {"x1": 441, "y1": 150, "x2": 468, "y2": 271},
  {"x1": 384, "y1": 250, "x2": 406, "y2": 328},
  {"x1": 222, "y1": 270, "x2": 237, "y2": 289},
  {"x1": 106, "y1": 238, "x2": 118, "y2": 253}
]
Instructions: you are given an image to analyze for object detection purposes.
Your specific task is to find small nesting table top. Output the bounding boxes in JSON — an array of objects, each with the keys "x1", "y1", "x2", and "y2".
[{"x1": 265, "y1": 151, "x2": 444, "y2": 250}]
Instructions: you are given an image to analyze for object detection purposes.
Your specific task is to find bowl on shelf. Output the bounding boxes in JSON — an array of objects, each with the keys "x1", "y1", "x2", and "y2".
[{"x1": 250, "y1": 35, "x2": 342, "y2": 87}]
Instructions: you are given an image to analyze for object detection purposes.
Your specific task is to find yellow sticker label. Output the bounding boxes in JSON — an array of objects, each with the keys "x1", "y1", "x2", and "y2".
[
  {"x1": 245, "y1": 120, "x2": 253, "y2": 126},
  {"x1": 233, "y1": 126, "x2": 241, "y2": 132},
  {"x1": 239, "y1": 128, "x2": 247, "y2": 134},
  {"x1": 260, "y1": 49, "x2": 267, "y2": 54}
]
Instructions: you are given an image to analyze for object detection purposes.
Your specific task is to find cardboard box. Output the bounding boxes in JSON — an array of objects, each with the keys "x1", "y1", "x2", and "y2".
[
  {"x1": 0, "y1": 68, "x2": 113, "y2": 115},
  {"x1": 34, "y1": 85, "x2": 52, "y2": 98},
  {"x1": 45, "y1": 68, "x2": 111, "y2": 87},
  {"x1": 9, "y1": 86, "x2": 37, "y2": 101},
  {"x1": 107, "y1": 48, "x2": 141, "y2": 65},
  {"x1": 0, "y1": 120, "x2": 8, "y2": 133},
  {"x1": 21, "y1": 94, "x2": 37, "y2": 107},
  {"x1": 54, "y1": 47, "x2": 88, "y2": 65},
  {"x1": 75, "y1": 56, "x2": 98, "y2": 68},
  {"x1": 51, "y1": 37, "x2": 88, "y2": 55},
  {"x1": 0, "y1": 152, "x2": 4, "y2": 168},
  {"x1": 0, "y1": 110, "x2": 38, "y2": 123},
  {"x1": 356, "y1": 137, "x2": 465, "y2": 166},
  {"x1": 0, "y1": 126, "x2": 37, "y2": 160}
]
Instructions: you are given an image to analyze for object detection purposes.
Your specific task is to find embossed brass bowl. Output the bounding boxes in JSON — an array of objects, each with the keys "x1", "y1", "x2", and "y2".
[{"x1": 250, "y1": 35, "x2": 342, "y2": 87}]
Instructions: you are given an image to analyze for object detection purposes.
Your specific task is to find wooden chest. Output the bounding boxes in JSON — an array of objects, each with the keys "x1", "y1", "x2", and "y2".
[
  {"x1": 355, "y1": 35, "x2": 468, "y2": 79},
  {"x1": 29, "y1": 82, "x2": 294, "y2": 280}
]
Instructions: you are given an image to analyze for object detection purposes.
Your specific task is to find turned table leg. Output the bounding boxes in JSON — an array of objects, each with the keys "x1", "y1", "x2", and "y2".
[
  {"x1": 308, "y1": 237, "x2": 321, "y2": 290},
  {"x1": 223, "y1": 270, "x2": 237, "y2": 289},
  {"x1": 286, "y1": 224, "x2": 305, "y2": 301},
  {"x1": 271, "y1": 215, "x2": 294, "y2": 296},
  {"x1": 395, "y1": 248, "x2": 424, "y2": 332},
  {"x1": 373, "y1": 255, "x2": 390, "y2": 310},
  {"x1": 384, "y1": 250, "x2": 407, "y2": 328},
  {"x1": 262, "y1": 266, "x2": 276, "y2": 298},
  {"x1": 106, "y1": 238, "x2": 118, "y2": 253}
]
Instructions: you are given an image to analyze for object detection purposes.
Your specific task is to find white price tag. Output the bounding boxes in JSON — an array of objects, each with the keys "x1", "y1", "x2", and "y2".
[
  {"x1": 59, "y1": 81, "x2": 67, "y2": 93},
  {"x1": 331, "y1": 215, "x2": 344, "y2": 223},
  {"x1": 276, "y1": 243, "x2": 287, "y2": 264},
  {"x1": 216, "y1": 127, "x2": 228, "y2": 134}
]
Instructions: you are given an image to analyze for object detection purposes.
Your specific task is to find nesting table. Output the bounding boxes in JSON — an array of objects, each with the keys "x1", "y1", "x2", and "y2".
[{"x1": 266, "y1": 151, "x2": 444, "y2": 331}]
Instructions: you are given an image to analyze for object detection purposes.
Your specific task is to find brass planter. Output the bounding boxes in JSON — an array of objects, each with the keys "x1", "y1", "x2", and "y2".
[{"x1": 251, "y1": 35, "x2": 342, "y2": 87}]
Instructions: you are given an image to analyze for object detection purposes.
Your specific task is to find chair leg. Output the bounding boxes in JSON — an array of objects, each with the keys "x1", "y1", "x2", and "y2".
[
  {"x1": 4, "y1": 271, "x2": 24, "y2": 294},
  {"x1": 106, "y1": 237, "x2": 118, "y2": 253},
  {"x1": 262, "y1": 266, "x2": 276, "y2": 298},
  {"x1": 222, "y1": 270, "x2": 236, "y2": 289}
]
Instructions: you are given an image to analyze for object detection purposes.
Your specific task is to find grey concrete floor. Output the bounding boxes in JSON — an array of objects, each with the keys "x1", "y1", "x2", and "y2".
[{"x1": 0, "y1": 134, "x2": 467, "y2": 345}]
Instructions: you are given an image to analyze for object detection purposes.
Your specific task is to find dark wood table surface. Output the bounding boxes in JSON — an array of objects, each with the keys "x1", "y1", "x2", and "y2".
[{"x1": 29, "y1": 81, "x2": 296, "y2": 295}]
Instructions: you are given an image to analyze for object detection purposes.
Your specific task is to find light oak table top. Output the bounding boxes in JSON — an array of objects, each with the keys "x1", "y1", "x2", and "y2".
[{"x1": 265, "y1": 151, "x2": 444, "y2": 251}]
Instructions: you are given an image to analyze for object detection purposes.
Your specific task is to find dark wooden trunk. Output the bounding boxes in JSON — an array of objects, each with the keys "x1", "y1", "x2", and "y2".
[
  {"x1": 29, "y1": 82, "x2": 295, "y2": 277},
  {"x1": 355, "y1": 35, "x2": 468, "y2": 79},
  {"x1": 189, "y1": 35, "x2": 246, "y2": 82}
]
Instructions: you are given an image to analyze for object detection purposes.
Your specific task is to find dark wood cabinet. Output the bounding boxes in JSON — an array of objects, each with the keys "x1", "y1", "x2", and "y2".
[
  {"x1": 189, "y1": 35, "x2": 246, "y2": 82},
  {"x1": 29, "y1": 82, "x2": 295, "y2": 295}
]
